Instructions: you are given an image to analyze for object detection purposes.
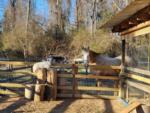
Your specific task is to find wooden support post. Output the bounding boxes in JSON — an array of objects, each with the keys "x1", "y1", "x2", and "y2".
[
  {"x1": 119, "y1": 39, "x2": 126, "y2": 99},
  {"x1": 126, "y1": 84, "x2": 129, "y2": 102},
  {"x1": 34, "y1": 69, "x2": 47, "y2": 102},
  {"x1": 46, "y1": 69, "x2": 57, "y2": 100},
  {"x1": 114, "y1": 80, "x2": 119, "y2": 96},
  {"x1": 52, "y1": 69, "x2": 57, "y2": 100},
  {"x1": 136, "y1": 106, "x2": 145, "y2": 113},
  {"x1": 45, "y1": 70, "x2": 53, "y2": 100},
  {"x1": 121, "y1": 39, "x2": 126, "y2": 73},
  {"x1": 72, "y1": 64, "x2": 78, "y2": 98}
]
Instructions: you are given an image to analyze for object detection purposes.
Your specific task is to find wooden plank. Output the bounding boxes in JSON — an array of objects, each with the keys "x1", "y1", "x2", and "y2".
[
  {"x1": 127, "y1": 73, "x2": 150, "y2": 84},
  {"x1": 0, "y1": 90, "x2": 20, "y2": 95},
  {"x1": 89, "y1": 65, "x2": 120, "y2": 70},
  {"x1": 76, "y1": 74, "x2": 119, "y2": 80},
  {"x1": 58, "y1": 74, "x2": 119, "y2": 80},
  {"x1": 78, "y1": 86, "x2": 119, "y2": 92},
  {"x1": 0, "y1": 71, "x2": 37, "y2": 76},
  {"x1": 57, "y1": 86, "x2": 73, "y2": 90},
  {"x1": 0, "y1": 61, "x2": 35, "y2": 66},
  {"x1": 57, "y1": 86, "x2": 119, "y2": 92},
  {"x1": 52, "y1": 64, "x2": 120, "y2": 70},
  {"x1": 119, "y1": 101, "x2": 142, "y2": 113},
  {"x1": 122, "y1": 25, "x2": 150, "y2": 38},
  {"x1": 121, "y1": 20, "x2": 150, "y2": 36},
  {"x1": 57, "y1": 74, "x2": 73, "y2": 78},
  {"x1": 126, "y1": 80, "x2": 150, "y2": 93},
  {"x1": 57, "y1": 93, "x2": 118, "y2": 99},
  {"x1": 0, "y1": 83, "x2": 25, "y2": 88},
  {"x1": 126, "y1": 67, "x2": 150, "y2": 77}
]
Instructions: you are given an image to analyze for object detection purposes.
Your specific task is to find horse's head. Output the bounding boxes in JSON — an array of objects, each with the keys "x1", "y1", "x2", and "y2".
[{"x1": 81, "y1": 47, "x2": 90, "y2": 64}]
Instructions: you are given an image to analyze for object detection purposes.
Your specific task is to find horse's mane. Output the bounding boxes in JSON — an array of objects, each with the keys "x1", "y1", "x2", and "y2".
[{"x1": 89, "y1": 50, "x2": 100, "y2": 63}]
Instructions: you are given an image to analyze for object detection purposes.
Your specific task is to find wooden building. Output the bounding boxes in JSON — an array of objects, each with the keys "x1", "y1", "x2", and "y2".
[{"x1": 102, "y1": 0, "x2": 150, "y2": 107}]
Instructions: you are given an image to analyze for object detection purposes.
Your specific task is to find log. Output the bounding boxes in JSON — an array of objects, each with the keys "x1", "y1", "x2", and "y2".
[{"x1": 34, "y1": 69, "x2": 47, "y2": 102}]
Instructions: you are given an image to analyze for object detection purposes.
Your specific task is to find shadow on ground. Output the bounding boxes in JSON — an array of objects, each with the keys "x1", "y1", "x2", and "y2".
[
  {"x1": 0, "y1": 98, "x2": 28, "y2": 113},
  {"x1": 49, "y1": 99, "x2": 75, "y2": 113}
]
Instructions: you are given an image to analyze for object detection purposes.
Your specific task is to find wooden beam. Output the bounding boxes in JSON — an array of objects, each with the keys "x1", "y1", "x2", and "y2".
[
  {"x1": 126, "y1": 80, "x2": 150, "y2": 93},
  {"x1": 78, "y1": 86, "x2": 119, "y2": 91},
  {"x1": 119, "y1": 101, "x2": 142, "y2": 113},
  {"x1": 127, "y1": 73, "x2": 150, "y2": 84},
  {"x1": 126, "y1": 67, "x2": 150, "y2": 77},
  {"x1": 112, "y1": 5, "x2": 150, "y2": 33},
  {"x1": 58, "y1": 86, "x2": 119, "y2": 92},
  {"x1": 0, "y1": 90, "x2": 20, "y2": 96},
  {"x1": 0, "y1": 83, "x2": 25, "y2": 88},
  {"x1": 0, "y1": 61, "x2": 35, "y2": 66},
  {"x1": 89, "y1": 65, "x2": 120, "y2": 70},
  {"x1": 76, "y1": 74, "x2": 119, "y2": 80},
  {"x1": 121, "y1": 20, "x2": 150, "y2": 36},
  {"x1": 57, "y1": 74, "x2": 119, "y2": 80},
  {"x1": 124, "y1": 25, "x2": 150, "y2": 37},
  {"x1": 0, "y1": 71, "x2": 37, "y2": 76},
  {"x1": 57, "y1": 93, "x2": 118, "y2": 99}
]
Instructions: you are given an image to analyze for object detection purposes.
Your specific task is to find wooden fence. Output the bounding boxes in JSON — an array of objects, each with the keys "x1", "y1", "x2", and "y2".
[
  {"x1": 49, "y1": 64, "x2": 121, "y2": 99},
  {"x1": 0, "y1": 62, "x2": 121, "y2": 100},
  {"x1": 0, "y1": 61, "x2": 35, "y2": 96},
  {"x1": 125, "y1": 67, "x2": 150, "y2": 105}
]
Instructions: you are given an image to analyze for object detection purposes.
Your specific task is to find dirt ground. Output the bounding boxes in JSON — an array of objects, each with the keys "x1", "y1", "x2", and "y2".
[{"x1": 0, "y1": 96, "x2": 126, "y2": 113}]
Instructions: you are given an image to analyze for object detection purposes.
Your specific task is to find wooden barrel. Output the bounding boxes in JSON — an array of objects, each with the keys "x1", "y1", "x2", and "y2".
[{"x1": 25, "y1": 84, "x2": 34, "y2": 100}]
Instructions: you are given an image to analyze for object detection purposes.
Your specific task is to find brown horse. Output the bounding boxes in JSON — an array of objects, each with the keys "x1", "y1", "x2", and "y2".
[
  {"x1": 82, "y1": 47, "x2": 132, "y2": 65},
  {"x1": 82, "y1": 47, "x2": 132, "y2": 76},
  {"x1": 82, "y1": 47, "x2": 133, "y2": 87}
]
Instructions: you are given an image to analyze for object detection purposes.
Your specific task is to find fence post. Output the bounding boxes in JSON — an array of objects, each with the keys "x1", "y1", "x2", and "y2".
[
  {"x1": 72, "y1": 64, "x2": 78, "y2": 98},
  {"x1": 52, "y1": 69, "x2": 57, "y2": 100},
  {"x1": 114, "y1": 80, "x2": 119, "y2": 96},
  {"x1": 119, "y1": 39, "x2": 126, "y2": 99},
  {"x1": 34, "y1": 69, "x2": 47, "y2": 102}
]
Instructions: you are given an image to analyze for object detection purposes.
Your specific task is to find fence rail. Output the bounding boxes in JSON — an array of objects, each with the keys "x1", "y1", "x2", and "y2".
[
  {"x1": 126, "y1": 67, "x2": 150, "y2": 77},
  {"x1": 0, "y1": 61, "x2": 35, "y2": 66}
]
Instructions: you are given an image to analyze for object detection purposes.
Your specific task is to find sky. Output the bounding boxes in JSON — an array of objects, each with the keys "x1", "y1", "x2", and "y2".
[
  {"x1": 0, "y1": 0, "x2": 76, "y2": 24},
  {"x1": 0, "y1": 0, "x2": 8, "y2": 21}
]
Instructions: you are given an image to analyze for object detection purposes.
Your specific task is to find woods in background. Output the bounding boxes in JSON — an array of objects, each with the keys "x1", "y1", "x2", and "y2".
[{"x1": 0, "y1": 0, "x2": 132, "y2": 60}]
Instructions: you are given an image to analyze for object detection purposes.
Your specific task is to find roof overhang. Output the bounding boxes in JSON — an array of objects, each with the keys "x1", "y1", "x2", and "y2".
[{"x1": 101, "y1": 0, "x2": 150, "y2": 33}]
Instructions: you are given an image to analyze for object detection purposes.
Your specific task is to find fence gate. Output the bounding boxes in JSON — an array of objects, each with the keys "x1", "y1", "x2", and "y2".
[{"x1": 52, "y1": 64, "x2": 121, "y2": 99}]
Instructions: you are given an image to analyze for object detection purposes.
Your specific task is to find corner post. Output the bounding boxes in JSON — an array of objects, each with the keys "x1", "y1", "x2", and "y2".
[{"x1": 119, "y1": 38, "x2": 126, "y2": 99}]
